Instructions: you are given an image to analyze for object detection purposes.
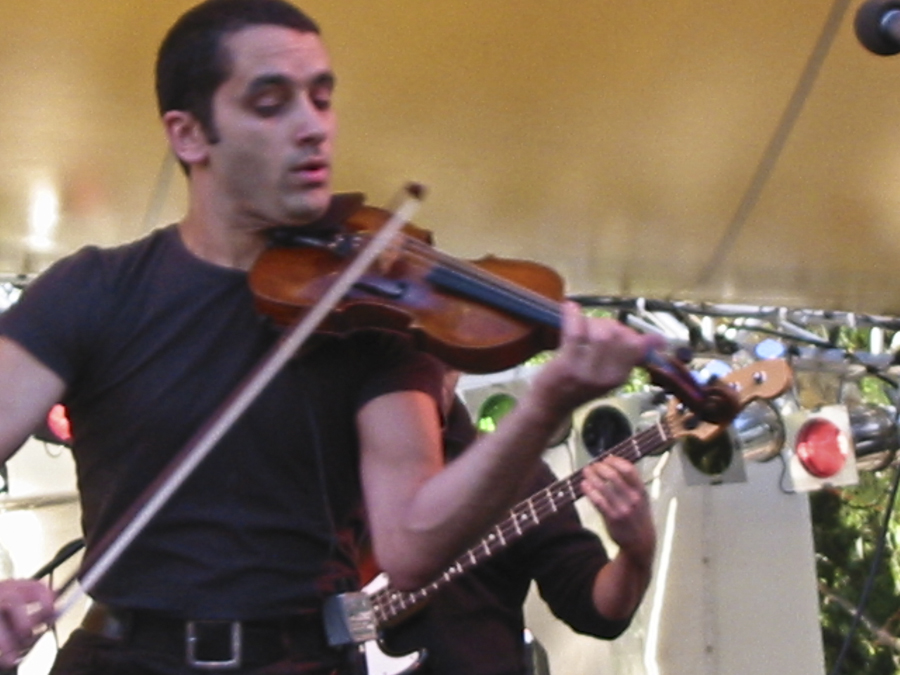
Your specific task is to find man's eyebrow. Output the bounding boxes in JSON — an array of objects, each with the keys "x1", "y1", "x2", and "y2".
[
  {"x1": 245, "y1": 73, "x2": 292, "y2": 96},
  {"x1": 245, "y1": 71, "x2": 336, "y2": 96},
  {"x1": 312, "y1": 71, "x2": 336, "y2": 90}
]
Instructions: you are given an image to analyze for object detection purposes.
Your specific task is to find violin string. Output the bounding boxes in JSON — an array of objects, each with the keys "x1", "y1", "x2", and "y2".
[
  {"x1": 400, "y1": 236, "x2": 562, "y2": 319},
  {"x1": 390, "y1": 233, "x2": 565, "y2": 327}
]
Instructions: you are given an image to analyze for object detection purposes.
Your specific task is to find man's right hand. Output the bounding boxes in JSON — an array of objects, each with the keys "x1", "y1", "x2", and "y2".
[{"x1": 0, "y1": 579, "x2": 55, "y2": 668}]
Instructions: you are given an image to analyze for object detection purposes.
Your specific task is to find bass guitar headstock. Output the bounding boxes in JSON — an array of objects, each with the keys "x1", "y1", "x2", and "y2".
[{"x1": 666, "y1": 359, "x2": 793, "y2": 442}]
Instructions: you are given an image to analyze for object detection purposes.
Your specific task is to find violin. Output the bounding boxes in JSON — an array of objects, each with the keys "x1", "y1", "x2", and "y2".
[
  {"x1": 249, "y1": 193, "x2": 740, "y2": 424},
  {"x1": 251, "y1": 193, "x2": 563, "y2": 374}
]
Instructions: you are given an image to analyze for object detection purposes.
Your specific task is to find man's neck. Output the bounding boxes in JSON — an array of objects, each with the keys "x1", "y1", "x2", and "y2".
[{"x1": 177, "y1": 206, "x2": 268, "y2": 271}]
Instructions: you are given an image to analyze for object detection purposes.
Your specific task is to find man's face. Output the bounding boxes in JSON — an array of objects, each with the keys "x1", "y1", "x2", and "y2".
[{"x1": 204, "y1": 25, "x2": 336, "y2": 227}]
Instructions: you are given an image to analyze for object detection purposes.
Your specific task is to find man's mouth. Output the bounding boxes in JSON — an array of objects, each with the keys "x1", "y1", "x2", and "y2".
[{"x1": 289, "y1": 159, "x2": 330, "y2": 185}]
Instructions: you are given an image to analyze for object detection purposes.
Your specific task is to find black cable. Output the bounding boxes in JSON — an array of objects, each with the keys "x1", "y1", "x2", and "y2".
[
  {"x1": 730, "y1": 323, "x2": 835, "y2": 350},
  {"x1": 775, "y1": 451, "x2": 795, "y2": 495},
  {"x1": 30, "y1": 539, "x2": 84, "y2": 581},
  {"x1": 828, "y1": 462, "x2": 900, "y2": 674},
  {"x1": 570, "y1": 295, "x2": 900, "y2": 333}
]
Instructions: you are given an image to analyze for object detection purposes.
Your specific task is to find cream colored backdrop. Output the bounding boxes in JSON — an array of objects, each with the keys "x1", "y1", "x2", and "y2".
[{"x1": 1, "y1": 1, "x2": 900, "y2": 311}]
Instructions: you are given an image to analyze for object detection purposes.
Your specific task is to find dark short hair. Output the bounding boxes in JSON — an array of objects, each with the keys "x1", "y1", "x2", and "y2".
[{"x1": 155, "y1": 0, "x2": 320, "y2": 141}]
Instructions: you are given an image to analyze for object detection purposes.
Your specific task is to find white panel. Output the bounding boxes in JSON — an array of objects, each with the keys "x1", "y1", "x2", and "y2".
[{"x1": 523, "y1": 454, "x2": 825, "y2": 674}]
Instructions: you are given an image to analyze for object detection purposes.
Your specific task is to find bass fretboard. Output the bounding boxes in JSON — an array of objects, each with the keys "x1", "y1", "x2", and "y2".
[{"x1": 370, "y1": 413, "x2": 674, "y2": 627}]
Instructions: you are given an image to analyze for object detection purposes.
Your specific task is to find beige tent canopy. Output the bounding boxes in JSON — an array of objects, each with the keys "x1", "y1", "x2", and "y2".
[{"x1": 2, "y1": 0, "x2": 900, "y2": 316}]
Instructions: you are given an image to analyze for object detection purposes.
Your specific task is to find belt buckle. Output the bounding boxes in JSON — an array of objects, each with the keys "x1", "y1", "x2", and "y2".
[{"x1": 185, "y1": 620, "x2": 242, "y2": 670}]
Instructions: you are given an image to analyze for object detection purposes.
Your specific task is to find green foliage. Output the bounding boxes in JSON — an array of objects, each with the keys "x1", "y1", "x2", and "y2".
[
  {"x1": 859, "y1": 376, "x2": 893, "y2": 408},
  {"x1": 811, "y1": 468, "x2": 900, "y2": 674},
  {"x1": 618, "y1": 367, "x2": 651, "y2": 394},
  {"x1": 523, "y1": 350, "x2": 554, "y2": 367}
]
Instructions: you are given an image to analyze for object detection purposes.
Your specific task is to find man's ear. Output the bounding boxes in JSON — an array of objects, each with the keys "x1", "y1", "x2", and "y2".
[{"x1": 162, "y1": 110, "x2": 211, "y2": 167}]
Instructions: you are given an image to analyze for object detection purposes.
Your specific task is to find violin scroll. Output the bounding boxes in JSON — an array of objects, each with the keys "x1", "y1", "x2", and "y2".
[{"x1": 644, "y1": 349, "x2": 741, "y2": 425}]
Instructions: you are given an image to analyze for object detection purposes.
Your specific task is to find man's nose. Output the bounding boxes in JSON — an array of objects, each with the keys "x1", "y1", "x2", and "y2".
[{"x1": 293, "y1": 97, "x2": 329, "y2": 145}]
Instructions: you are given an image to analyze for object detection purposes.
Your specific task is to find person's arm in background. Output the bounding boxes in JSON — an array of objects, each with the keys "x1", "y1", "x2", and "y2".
[
  {"x1": 522, "y1": 456, "x2": 654, "y2": 638},
  {"x1": 581, "y1": 457, "x2": 656, "y2": 622}
]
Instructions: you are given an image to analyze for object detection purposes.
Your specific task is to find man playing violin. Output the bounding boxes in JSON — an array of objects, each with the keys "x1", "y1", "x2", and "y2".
[{"x1": 0, "y1": 1, "x2": 660, "y2": 673}]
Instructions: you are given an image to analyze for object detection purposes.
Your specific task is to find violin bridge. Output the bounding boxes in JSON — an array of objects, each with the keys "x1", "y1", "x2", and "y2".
[{"x1": 352, "y1": 277, "x2": 408, "y2": 299}]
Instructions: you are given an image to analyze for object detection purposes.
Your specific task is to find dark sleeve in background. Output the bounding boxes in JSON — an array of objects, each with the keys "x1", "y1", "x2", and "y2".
[
  {"x1": 523, "y1": 463, "x2": 633, "y2": 639},
  {"x1": 382, "y1": 456, "x2": 631, "y2": 675}
]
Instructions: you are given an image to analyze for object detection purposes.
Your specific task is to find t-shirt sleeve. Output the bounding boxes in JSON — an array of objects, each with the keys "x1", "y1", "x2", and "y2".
[
  {"x1": 354, "y1": 332, "x2": 447, "y2": 410},
  {"x1": 0, "y1": 248, "x2": 108, "y2": 385}
]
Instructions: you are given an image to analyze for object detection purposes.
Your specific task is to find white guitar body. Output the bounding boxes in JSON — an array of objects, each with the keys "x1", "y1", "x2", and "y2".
[
  {"x1": 362, "y1": 573, "x2": 426, "y2": 675},
  {"x1": 364, "y1": 640, "x2": 424, "y2": 675}
]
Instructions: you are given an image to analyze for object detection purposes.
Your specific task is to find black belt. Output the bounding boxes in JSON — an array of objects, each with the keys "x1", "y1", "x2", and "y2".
[{"x1": 81, "y1": 602, "x2": 335, "y2": 671}]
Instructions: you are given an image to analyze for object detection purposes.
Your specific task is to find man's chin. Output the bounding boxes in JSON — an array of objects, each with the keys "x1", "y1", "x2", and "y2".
[{"x1": 284, "y1": 190, "x2": 332, "y2": 225}]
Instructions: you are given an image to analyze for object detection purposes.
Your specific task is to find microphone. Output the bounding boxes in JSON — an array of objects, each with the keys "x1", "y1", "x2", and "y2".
[{"x1": 855, "y1": 0, "x2": 900, "y2": 55}]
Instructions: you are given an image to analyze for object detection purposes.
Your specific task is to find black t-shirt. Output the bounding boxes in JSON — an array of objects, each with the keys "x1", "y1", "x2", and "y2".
[{"x1": 0, "y1": 222, "x2": 443, "y2": 619}]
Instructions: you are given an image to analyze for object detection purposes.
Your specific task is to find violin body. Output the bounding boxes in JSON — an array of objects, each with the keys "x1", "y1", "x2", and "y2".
[
  {"x1": 250, "y1": 202, "x2": 565, "y2": 374},
  {"x1": 249, "y1": 196, "x2": 741, "y2": 424}
]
